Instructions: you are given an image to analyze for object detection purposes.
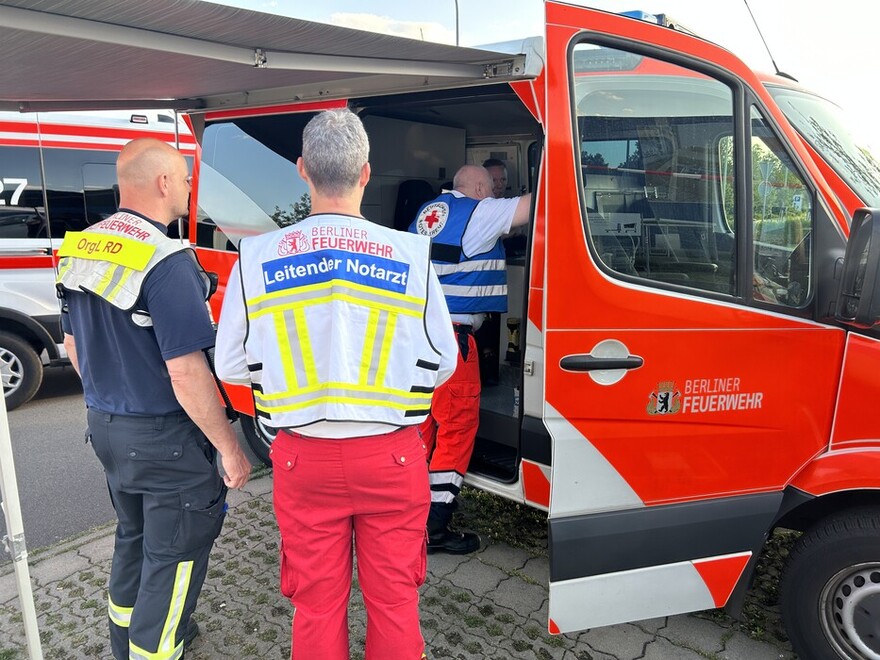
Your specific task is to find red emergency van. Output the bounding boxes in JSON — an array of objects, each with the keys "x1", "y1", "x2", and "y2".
[
  {"x1": 182, "y1": 8, "x2": 880, "y2": 659},
  {"x1": 0, "y1": 111, "x2": 196, "y2": 409}
]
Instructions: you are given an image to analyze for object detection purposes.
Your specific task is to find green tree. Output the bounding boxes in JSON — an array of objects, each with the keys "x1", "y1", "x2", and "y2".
[
  {"x1": 581, "y1": 151, "x2": 608, "y2": 169},
  {"x1": 620, "y1": 142, "x2": 643, "y2": 170},
  {"x1": 271, "y1": 192, "x2": 311, "y2": 227}
]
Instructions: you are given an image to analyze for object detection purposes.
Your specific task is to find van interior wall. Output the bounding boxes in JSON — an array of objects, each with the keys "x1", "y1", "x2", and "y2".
[{"x1": 361, "y1": 115, "x2": 465, "y2": 228}]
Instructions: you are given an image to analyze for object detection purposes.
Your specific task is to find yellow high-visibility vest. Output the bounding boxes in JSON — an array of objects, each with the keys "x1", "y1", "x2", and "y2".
[
  {"x1": 57, "y1": 211, "x2": 210, "y2": 326},
  {"x1": 237, "y1": 214, "x2": 443, "y2": 429}
]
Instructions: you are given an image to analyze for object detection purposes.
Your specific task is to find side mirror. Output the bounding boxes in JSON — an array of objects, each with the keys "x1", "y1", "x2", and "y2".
[{"x1": 835, "y1": 208, "x2": 880, "y2": 327}]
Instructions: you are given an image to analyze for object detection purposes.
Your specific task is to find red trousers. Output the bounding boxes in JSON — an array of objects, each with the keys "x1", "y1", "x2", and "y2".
[
  {"x1": 420, "y1": 331, "x2": 481, "y2": 503},
  {"x1": 271, "y1": 426, "x2": 430, "y2": 660}
]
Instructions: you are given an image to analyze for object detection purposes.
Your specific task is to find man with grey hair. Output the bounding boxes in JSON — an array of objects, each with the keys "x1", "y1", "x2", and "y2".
[{"x1": 215, "y1": 109, "x2": 457, "y2": 659}]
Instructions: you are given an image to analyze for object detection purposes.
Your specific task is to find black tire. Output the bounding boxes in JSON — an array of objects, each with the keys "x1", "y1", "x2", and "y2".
[
  {"x1": 780, "y1": 507, "x2": 880, "y2": 660},
  {"x1": 239, "y1": 415, "x2": 276, "y2": 466},
  {"x1": 0, "y1": 331, "x2": 43, "y2": 411}
]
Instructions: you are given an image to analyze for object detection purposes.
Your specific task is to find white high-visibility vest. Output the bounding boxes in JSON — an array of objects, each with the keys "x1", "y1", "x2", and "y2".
[
  {"x1": 56, "y1": 211, "x2": 210, "y2": 326},
  {"x1": 237, "y1": 214, "x2": 443, "y2": 429}
]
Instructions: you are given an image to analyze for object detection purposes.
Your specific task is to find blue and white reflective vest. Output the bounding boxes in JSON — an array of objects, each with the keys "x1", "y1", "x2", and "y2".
[
  {"x1": 237, "y1": 214, "x2": 444, "y2": 429},
  {"x1": 409, "y1": 193, "x2": 507, "y2": 314}
]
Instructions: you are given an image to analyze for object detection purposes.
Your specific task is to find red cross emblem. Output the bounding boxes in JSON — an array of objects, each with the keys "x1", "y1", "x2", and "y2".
[{"x1": 417, "y1": 202, "x2": 448, "y2": 237}]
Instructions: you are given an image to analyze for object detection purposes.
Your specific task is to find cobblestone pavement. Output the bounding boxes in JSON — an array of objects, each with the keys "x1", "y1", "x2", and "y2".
[{"x1": 0, "y1": 473, "x2": 796, "y2": 659}]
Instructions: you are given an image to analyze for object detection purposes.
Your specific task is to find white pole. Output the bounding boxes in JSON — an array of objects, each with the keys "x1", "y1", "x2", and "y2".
[{"x1": 0, "y1": 393, "x2": 44, "y2": 660}]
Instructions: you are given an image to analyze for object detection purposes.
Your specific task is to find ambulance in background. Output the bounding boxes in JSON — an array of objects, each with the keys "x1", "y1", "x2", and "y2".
[
  {"x1": 0, "y1": 110, "x2": 195, "y2": 409},
  {"x1": 181, "y1": 5, "x2": 880, "y2": 659}
]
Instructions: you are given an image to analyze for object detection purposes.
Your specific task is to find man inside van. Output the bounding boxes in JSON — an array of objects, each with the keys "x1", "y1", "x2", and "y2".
[
  {"x1": 479, "y1": 158, "x2": 512, "y2": 384},
  {"x1": 409, "y1": 164, "x2": 531, "y2": 554},
  {"x1": 58, "y1": 138, "x2": 252, "y2": 660},
  {"x1": 482, "y1": 157, "x2": 509, "y2": 198}
]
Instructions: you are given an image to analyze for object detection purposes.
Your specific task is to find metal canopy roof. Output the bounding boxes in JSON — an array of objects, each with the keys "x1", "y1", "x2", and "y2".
[{"x1": 0, "y1": 0, "x2": 528, "y2": 113}]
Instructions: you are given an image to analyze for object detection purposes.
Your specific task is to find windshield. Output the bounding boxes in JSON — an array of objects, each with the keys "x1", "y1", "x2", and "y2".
[{"x1": 767, "y1": 85, "x2": 880, "y2": 208}]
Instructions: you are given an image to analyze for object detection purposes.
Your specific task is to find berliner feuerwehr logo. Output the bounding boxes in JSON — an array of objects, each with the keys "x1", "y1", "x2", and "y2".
[
  {"x1": 646, "y1": 381, "x2": 681, "y2": 415},
  {"x1": 277, "y1": 229, "x2": 311, "y2": 256}
]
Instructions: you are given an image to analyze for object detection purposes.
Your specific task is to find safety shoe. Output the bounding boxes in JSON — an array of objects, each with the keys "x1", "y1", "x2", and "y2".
[
  {"x1": 427, "y1": 527, "x2": 480, "y2": 555},
  {"x1": 184, "y1": 619, "x2": 200, "y2": 648}
]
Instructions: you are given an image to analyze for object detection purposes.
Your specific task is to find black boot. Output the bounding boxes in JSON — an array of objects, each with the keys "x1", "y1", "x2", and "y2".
[
  {"x1": 184, "y1": 618, "x2": 200, "y2": 648},
  {"x1": 427, "y1": 501, "x2": 480, "y2": 555}
]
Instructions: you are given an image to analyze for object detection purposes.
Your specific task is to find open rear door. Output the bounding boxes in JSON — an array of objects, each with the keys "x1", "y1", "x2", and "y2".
[{"x1": 542, "y1": 2, "x2": 845, "y2": 634}]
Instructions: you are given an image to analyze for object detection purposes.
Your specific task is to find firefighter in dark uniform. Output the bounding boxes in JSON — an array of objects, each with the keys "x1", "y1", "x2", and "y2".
[{"x1": 58, "y1": 138, "x2": 252, "y2": 660}]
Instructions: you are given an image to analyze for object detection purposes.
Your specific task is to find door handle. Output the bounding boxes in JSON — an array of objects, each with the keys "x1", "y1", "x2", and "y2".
[{"x1": 560, "y1": 354, "x2": 644, "y2": 371}]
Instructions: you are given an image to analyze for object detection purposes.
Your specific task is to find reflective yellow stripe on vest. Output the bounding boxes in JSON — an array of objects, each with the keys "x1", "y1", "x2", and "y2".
[
  {"x1": 359, "y1": 308, "x2": 382, "y2": 386},
  {"x1": 274, "y1": 310, "x2": 300, "y2": 391},
  {"x1": 254, "y1": 381, "x2": 433, "y2": 414},
  {"x1": 292, "y1": 307, "x2": 318, "y2": 386},
  {"x1": 128, "y1": 560, "x2": 192, "y2": 660},
  {"x1": 247, "y1": 278, "x2": 428, "y2": 415},
  {"x1": 373, "y1": 311, "x2": 397, "y2": 388},
  {"x1": 108, "y1": 594, "x2": 133, "y2": 628},
  {"x1": 357, "y1": 308, "x2": 400, "y2": 389},
  {"x1": 247, "y1": 279, "x2": 426, "y2": 318},
  {"x1": 94, "y1": 263, "x2": 137, "y2": 304},
  {"x1": 56, "y1": 255, "x2": 74, "y2": 282}
]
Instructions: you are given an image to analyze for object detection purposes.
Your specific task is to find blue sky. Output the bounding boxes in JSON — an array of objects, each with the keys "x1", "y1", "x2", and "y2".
[{"x1": 210, "y1": 0, "x2": 879, "y2": 148}]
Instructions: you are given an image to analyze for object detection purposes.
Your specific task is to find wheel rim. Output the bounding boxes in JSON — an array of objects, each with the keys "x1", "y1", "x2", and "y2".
[
  {"x1": 254, "y1": 417, "x2": 277, "y2": 452},
  {"x1": 820, "y1": 562, "x2": 880, "y2": 659},
  {"x1": 0, "y1": 346, "x2": 24, "y2": 397}
]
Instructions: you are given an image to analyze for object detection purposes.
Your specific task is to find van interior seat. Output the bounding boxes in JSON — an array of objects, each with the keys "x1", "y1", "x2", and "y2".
[
  {"x1": 593, "y1": 189, "x2": 651, "y2": 217},
  {"x1": 594, "y1": 191, "x2": 627, "y2": 216},
  {"x1": 393, "y1": 179, "x2": 437, "y2": 231},
  {"x1": 586, "y1": 207, "x2": 639, "y2": 276}
]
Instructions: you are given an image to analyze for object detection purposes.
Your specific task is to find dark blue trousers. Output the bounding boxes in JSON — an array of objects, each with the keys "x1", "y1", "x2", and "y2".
[{"x1": 87, "y1": 409, "x2": 227, "y2": 660}]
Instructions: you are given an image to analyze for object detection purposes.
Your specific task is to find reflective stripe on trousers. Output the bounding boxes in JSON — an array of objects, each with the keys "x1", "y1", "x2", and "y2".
[{"x1": 87, "y1": 409, "x2": 226, "y2": 660}]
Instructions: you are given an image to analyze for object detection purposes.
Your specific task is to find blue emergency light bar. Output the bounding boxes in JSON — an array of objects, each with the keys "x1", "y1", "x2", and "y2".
[
  {"x1": 620, "y1": 10, "x2": 668, "y2": 25},
  {"x1": 619, "y1": 10, "x2": 697, "y2": 35}
]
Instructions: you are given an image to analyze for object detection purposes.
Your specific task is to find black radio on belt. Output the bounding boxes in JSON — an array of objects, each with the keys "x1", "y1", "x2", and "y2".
[{"x1": 453, "y1": 323, "x2": 472, "y2": 360}]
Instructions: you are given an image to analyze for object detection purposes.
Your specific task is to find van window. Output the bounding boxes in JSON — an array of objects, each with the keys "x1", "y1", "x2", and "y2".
[
  {"x1": 573, "y1": 43, "x2": 737, "y2": 295},
  {"x1": 39, "y1": 149, "x2": 192, "y2": 241},
  {"x1": 747, "y1": 106, "x2": 812, "y2": 307},
  {"x1": 768, "y1": 85, "x2": 880, "y2": 208},
  {"x1": 82, "y1": 163, "x2": 119, "y2": 224},
  {"x1": 0, "y1": 146, "x2": 45, "y2": 239},
  {"x1": 42, "y1": 148, "x2": 116, "y2": 239},
  {"x1": 198, "y1": 120, "x2": 311, "y2": 249},
  {"x1": 2, "y1": 118, "x2": 194, "y2": 243}
]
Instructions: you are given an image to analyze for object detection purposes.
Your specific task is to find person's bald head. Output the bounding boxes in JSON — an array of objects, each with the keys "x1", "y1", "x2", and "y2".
[
  {"x1": 116, "y1": 138, "x2": 191, "y2": 225},
  {"x1": 452, "y1": 165, "x2": 493, "y2": 201}
]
